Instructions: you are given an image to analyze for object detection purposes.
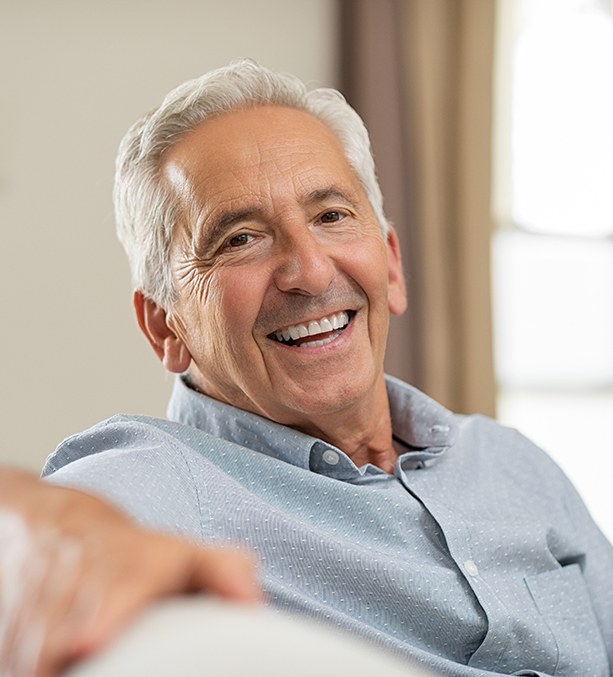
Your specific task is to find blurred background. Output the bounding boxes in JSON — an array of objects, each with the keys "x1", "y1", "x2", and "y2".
[{"x1": 1, "y1": 0, "x2": 611, "y2": 539}]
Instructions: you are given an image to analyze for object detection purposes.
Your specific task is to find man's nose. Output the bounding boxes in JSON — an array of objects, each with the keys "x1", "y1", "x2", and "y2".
[{"x1": 272, "y1": 228, "x2": 336, "y2": 296}]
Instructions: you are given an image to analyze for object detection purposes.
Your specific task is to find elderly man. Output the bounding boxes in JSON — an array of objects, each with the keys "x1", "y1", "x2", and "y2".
[{"x1": 3, "y1": 60, "x2": 613, "y2": 677}]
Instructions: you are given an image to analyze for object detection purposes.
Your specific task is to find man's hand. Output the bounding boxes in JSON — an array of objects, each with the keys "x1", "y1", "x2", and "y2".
[{"x1": 0, "y1": 468, "x2": 260, "y2": 677}]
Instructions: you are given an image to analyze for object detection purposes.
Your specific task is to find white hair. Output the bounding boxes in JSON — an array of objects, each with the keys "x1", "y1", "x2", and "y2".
[{"x1": 114, "y1": 59, "x2": 388, "y2": 308}]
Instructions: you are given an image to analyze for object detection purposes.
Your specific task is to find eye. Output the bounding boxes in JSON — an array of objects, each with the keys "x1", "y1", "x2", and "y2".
[
  {"x1": 320, "y1": 210, "x2": 343, "y2": 224},
  {"x1": 226, "y1": 232, "x2": 253, "y2": 248}
]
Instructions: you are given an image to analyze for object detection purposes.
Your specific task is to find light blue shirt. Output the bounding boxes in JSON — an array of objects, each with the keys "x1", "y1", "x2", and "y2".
[{"x1": 43, "y1": 376, "x2": 613, "y2": 676}]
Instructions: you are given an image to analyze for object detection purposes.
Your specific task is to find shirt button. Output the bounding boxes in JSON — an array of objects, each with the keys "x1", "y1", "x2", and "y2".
[
  {"x1": 430, "y1": 424, "x2": 450, "y2": 434},
  {"x1": 322, "y1": 449, "x2": 340, "y2": 465},
  {"x1": 464, "y1": 560, "x2": 479, "y2": 577}
]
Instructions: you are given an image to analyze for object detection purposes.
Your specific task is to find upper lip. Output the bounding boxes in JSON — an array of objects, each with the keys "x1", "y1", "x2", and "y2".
[{"x1": 256, "y1": 281, "x2": 365, "y2": 339}]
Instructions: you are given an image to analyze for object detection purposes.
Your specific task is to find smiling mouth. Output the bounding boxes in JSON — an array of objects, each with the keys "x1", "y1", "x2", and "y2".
[{"x1": 268, "y1": 310, "x2": 353, "y2": 348}]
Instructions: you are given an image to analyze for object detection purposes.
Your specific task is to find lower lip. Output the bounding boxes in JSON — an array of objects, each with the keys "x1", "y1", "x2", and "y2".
[{"x1": 297, "y1": 332, "x2": 340, "y2": 348}]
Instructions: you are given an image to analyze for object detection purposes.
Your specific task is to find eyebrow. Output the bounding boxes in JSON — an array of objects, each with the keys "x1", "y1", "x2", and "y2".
[
  {"x1": 300, "y1": 186, "x2": 360, "y2": 210},
  {"x1": 194, "y1": 185, "x2": 360, "y2": 252}
]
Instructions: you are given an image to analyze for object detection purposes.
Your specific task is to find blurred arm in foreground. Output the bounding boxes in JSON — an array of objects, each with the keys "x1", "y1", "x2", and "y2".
[{"x1": 0, "y1": 468, "x2": 260, "y2": 677}]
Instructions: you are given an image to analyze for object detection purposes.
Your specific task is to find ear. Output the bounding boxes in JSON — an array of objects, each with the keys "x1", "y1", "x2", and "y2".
[
  {"x1": 386, "y1": 227, "x2": 407, "y2": 316},
  {"x1": 134, "y1": 291, "x2": 192, "y2": 373}
]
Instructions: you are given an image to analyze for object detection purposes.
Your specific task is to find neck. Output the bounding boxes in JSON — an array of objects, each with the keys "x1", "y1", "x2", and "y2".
[
  {"x1": 293, "y1": 377, "x2": 397, "y2": 474},
  {"x1": 185, "y1": 372, "x2": 398, "y2": 474}
]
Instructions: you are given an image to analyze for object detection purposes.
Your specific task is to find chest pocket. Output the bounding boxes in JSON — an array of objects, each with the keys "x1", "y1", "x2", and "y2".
[{"x1": 522, "y1": 564, "x2": 609, "y2": 676}]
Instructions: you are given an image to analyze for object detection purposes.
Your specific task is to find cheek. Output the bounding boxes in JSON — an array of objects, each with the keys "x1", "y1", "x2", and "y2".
[
  {"x1": 176, "y1": 276, "x2": 227, "y2": 358},
  {"x1": 206, "y1": 274, "x2": 271, "y2": 381},
  {"x1": 208, "y1": 272, "x2": 262, "y2": 343},
  {"x1": 343, "y1": 239, "x2": 389, "y2": 300}
]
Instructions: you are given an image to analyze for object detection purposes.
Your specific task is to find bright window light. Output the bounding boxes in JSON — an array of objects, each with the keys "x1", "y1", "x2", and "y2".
[
  {"x1": 493, "y1": 0, "x2": 613, "y2": 542},
  {"x1": 512, "y1": 0, "x2": 613, "y2": 236}
]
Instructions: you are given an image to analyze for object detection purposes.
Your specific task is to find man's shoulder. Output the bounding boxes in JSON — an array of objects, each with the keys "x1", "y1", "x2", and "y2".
[
  {"x1": 42, "y1": 413, "x2": 230, "y2": 477},
  {"x1": 41, "y1": 413, "x2": 250, "y2": 536},
  {"x1": 452, "y1": 411, "x2": 574, "y2": 498}
]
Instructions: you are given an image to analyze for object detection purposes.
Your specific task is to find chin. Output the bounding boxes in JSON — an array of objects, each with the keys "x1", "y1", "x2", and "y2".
[{"x1": 282, "y1": 380, "x2": 374, "y2": 419}]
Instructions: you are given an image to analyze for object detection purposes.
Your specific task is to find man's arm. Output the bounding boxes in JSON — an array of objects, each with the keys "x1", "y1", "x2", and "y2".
[{"x1": 0, "y1": 468, "x2": 260, "y2": 677}]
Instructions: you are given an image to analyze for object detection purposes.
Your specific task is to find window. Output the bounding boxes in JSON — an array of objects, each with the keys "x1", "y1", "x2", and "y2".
[{"x1": 493, "y1": 0, "x2": 613, "y2": 540}]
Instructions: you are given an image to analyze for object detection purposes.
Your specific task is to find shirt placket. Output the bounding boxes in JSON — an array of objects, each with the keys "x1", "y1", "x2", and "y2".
[{"x1": 398, "y1": 464, "x2": 518, "y2": 671}]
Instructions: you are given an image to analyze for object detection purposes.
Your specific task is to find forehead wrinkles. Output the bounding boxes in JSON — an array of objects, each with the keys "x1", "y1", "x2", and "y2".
[{"x1": 162, "y1": 108, "x2": 366, "y2": 250}]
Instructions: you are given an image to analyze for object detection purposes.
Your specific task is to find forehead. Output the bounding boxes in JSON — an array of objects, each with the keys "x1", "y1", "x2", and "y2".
[{"x1": 161, "y1": 106, "x2": 363, "y2": 211}]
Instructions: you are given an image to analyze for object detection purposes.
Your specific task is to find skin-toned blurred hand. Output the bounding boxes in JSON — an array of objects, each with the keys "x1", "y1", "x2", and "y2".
[{"x1": 0, "y1": 468, "x2": 261, "y2": 677}]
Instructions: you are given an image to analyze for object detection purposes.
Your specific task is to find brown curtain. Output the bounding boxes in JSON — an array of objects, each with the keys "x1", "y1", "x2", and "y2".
[{"x1": 340, "y1": 0, "x2": 496, "y2": 416}]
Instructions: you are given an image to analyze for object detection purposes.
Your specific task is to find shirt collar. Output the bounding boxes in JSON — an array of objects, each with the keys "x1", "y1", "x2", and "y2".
[
  {"x1": 167, "y1": 375, "x2": 458, "y2": 478},
  {"x1": 385, "y1": 374, "x2": 457, "y2": 449},
  {"x1": 167, "y1": 377, "x2": 317, "y2": 470}
]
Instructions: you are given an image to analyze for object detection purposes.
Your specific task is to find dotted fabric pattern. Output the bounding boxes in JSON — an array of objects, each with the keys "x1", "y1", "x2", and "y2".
[{"x1": 43, "y1": 376, "x2": 613, "y2": 677}]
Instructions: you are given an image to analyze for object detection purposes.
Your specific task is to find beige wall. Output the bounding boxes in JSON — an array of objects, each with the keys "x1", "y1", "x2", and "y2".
[{"x1": 0, "y1": 0, "x2": 338, "y2": 470}]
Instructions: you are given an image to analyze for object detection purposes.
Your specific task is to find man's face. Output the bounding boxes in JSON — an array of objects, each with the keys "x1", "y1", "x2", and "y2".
[{"x1": 159, "y1": 105, "x2": 406, "y2": 430}]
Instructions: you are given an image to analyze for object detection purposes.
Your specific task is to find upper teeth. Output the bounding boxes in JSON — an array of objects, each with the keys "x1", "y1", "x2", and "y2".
[{"x1": 274, "y1": 310, "x2": 349, "y2": 342}]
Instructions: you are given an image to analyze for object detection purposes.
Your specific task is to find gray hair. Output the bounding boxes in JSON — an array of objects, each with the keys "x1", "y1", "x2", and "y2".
[{"x1": 114, "y1": 59, "x2": 388, "y2": 309}]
